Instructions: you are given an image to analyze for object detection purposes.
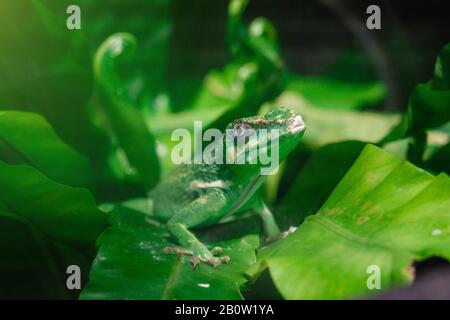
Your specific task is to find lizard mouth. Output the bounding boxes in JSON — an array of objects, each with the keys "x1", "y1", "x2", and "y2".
[{"x1": 288, "y1": 115, "x2": 306, "y2": 134}]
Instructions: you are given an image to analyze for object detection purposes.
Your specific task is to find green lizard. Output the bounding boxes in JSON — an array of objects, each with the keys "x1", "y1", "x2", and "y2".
[
  {"x1": 94, "y1": 31, "x2": 305, "y2": 268},
  {"x1": 149, "y1": 107, "x2": 305, "y2": 267}
]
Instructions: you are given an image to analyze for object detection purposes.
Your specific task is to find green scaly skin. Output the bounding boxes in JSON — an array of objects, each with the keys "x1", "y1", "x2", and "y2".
[{"x1": 150, "y1": 107, "x2": 305, "y2": 267}]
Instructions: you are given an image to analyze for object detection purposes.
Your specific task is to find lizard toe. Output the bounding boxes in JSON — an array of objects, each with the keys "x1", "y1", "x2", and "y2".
[
  {"x1": 220, "y1": 256, "x2": 231, "y2": 264},
  {"x1": 191, "y1": 256, "x2": 202, "y2": 269},
  {"x1": 207, "y1": 257, "x2": 222, "y2": 268},
  {"x1": 211, "y1": 246, "x2": 224, "y2": 255}
]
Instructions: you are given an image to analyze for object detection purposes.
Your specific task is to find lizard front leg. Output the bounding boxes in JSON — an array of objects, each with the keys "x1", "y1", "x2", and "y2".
[
  {"x1": 164, "y1": 190, "x2": 230, "y2": 268},
  {"x1": 166, "y1": 221, "x2": 229, "y2": 267}
]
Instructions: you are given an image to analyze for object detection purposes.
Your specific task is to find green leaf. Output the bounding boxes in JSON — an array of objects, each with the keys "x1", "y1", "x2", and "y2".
[
  {"x1": 426, "y1": 142, "x2": 450, "y2": 174},
  {"x1": 433, "y1": 42, "x2": 450, "y2": 90},
  {"x1": 381, "y1": 43, "x2": 450, "y2": 146},
  {"x1": 0, "y1": 111, "x2": 93, "y2": 186},
  {"x1": 0, "y1": 209, "x2": 95, "y2": 299},
  {"x1": 0, "y1": 0, "x2": 110, "y2": 159},
  {"x1": 0, "y1": 162, "x2": 107, "y2": 245},
  {"x1": 0, "y1": 210, "x2": 67, "y2": 299},
  {"x1": 94, "y1": 33, "x2": 161, "y2": 189},
  {"x1": 81, "y1": 205, "x2": 259, "y2": 300},
  {"x1": 407, "y1": 82, "x2": 450, "y2": 134},
  {"x1": 285, "y1": 50, "x2": 386, "y2": 110},
  {"x1": 286, "y1": 74, "x2": 386, "y2": 110},
  {"x1": 277, "y1": 141, "x2": 366, "y2": 228},
  {"x1": 78, "y1": 0, "x2": 172, "y2": 106},
  {"x1": 275, "y1": 92, "x2": 399, "y2": 148},
  {"x1": 206, "y1": 0, "x2": 285, "y2": 131},
  {"x1": 249, "y1": 144, "x2": 450, "y2": 299}
]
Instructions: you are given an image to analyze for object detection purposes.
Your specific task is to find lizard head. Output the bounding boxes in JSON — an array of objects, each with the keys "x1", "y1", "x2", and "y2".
[{"x1": 225, "y1": 107, "x2": 305, "y2": 176}]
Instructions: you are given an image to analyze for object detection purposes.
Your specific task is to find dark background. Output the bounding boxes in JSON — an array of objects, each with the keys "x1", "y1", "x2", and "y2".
[{"x1": 170, "y1": 0, "x2": 450, "y2": 111}]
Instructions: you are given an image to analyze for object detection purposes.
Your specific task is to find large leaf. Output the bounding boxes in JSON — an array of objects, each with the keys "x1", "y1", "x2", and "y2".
[
  {"x1": 277, "y1": 141, "x2": 366, "y2": 228},
  {"x1": 0, "y1": 162, "x2": 107, "y2": 245},
  {"x1": 274, "y1": 92, "x2": 399, "y2": 148},
  {"x1": 381, "y1": 43, "x2": 450, "y2": 148},
  {"x1": 205, "y1": 0, "x2": 285, "y2": 131},
  {"x1": 287, "y1": 50, "x2": 387, "y2": 111},
  {"x1": 81, "y1": 205, "x2": 259, "y2": 299},
  {"x1": 0, "y1": 155, "x2": 103, "y2": 297},
  {"x1": 78, "y1": 0, "x2": 172, "y2": 107},
  {"x1": 0, "y1": 0, "x2": 110, "y2": 159},
  {"x1": 0, "y1": 210, "x2": 93, "y2": 299},
  {"x1": 426, "y1": 142, "x2": 450, "y2": 174},
  {"x1": 0, "y1": 210, "x2": 67, "y2": 299},
  {"x1": 287, "y1": 75, "x2": 386, "y2": 110},
  {"x1": 94, "y1": 33, "x2": 161, "y2": 189},
  {"x1": 0, "y1": 111, "x2": 93, "y2": 186},
  {"x1": 249, "y1": 144, "x2": 450, "y2": 299}
]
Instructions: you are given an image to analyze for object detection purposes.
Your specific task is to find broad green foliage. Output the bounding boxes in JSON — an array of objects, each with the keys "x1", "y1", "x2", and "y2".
[
  {"x1": 81, "y1": 205, "x2": 259, "y2": 299},
  {"x1": 249, "y1": 145, "x2": 450, "y2": 299},
  {"x1": 274, "y1": 93, "x2": 399, "y2": 148},
  {"x1": 78, "y1": 0, "x2": 172, "y2": 105},
  {"x1": 94, "y1": 33, "x2": 161, "y2": 189},
  {"x1": 0, "y1": 162, "x2": 106, "y2": 244},
  {"x1": 0, "y1": 0, "x2": 109, "y2": 159},
  {"x1": 0, "y1": 111, "x2": 93, "y2": 186},
  {"x1": 206, "y1": 0, "x2": 285, "y2": 131},
  {"x1": 277, "y1": 141, "x2": 366, "y2": 228},
  {"x1": 426, "y1": 142, "x2": 450, "y2": 174},
  {"x1": 286, "y1": 50, "x2": 387, "y2": 111},
  {"x1": 0, "y1": 211, "x2": 71, "y2": 299},
  {"x1": 148, "y1": 0, "x2": 287, "y2": 174},
  {"x1": 0, "y1": 148, "x2": 106, "y2": 298},
  {"x1": 0, "y1": 0, "x2": 449, "y2": 300},
  {"x1": 381, "y1": 43, "x2": 450, "y2": 163},
  {"x1": 0, "y1": 210, "x2": 92, "y2": 299},
  {"x1": 287, "y1": 75, "x2": 386, "y2": 110}
]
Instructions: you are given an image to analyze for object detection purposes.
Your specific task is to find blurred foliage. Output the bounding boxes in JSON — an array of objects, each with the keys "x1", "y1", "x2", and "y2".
[
  {"x1": 0, "y1": 0, "x2": 448, "y2": 300},
  {"x1": 77, "y1": 0, "x2": 172, "y2": 106},
  {"x1": 381, "y1": 43, "x2": 450, "y2": 167},
  {"x1": 0, "y1": 0, "x2": 108, "y2": 159},
  {"x1": 286, "y1": 50, "x2": 387, "y2": 111},
  {"x1": 94, "y1": 33, "x2": 161, "y2": 189}
]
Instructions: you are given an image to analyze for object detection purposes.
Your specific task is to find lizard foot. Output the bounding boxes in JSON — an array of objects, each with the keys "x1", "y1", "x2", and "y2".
[
  {"x1": 163, "y1": 246, "x2": 230, "y2": 269},
  {"x1": 203, "y1": 255, "x2": 231, "y2": 268},
  {"x1": 191, "y1": 255, "x2": 230, "y2": 269},
  {"x1": 265, "y1": 226, "x2": 297, "y2": 244}
]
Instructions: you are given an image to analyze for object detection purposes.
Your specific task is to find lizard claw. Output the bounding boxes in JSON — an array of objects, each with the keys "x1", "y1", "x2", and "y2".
[
  {"x1": 211, "y1": 246, "x2": 224, "y2": 255},
  {"x1": 206, "y1": 257, "x2": 222, "y2": 268},
  {"x1": 190, "y1": 256, "x2": 222, "y2": 269},
  {"x1": 220, "y1": 255, "x2": 231, "y2": 264},
  {"x1": 191, "y1": 256, "x2": 202, "y2": 269},
  {"x1": 206, "y1": 255, "x2": 231, "y2": 267}
]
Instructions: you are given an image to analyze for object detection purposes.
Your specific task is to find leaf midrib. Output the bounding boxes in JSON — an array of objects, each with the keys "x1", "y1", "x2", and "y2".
[
  {"x1": 308, "y1": 215, "x2": 409, "y2": 255},
  {"x1": 161, "y1": 256, "x2": 184, "y2": 300},
  {"x1": 0, "y1": 136, "x2": 35, "y2": 167}
]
